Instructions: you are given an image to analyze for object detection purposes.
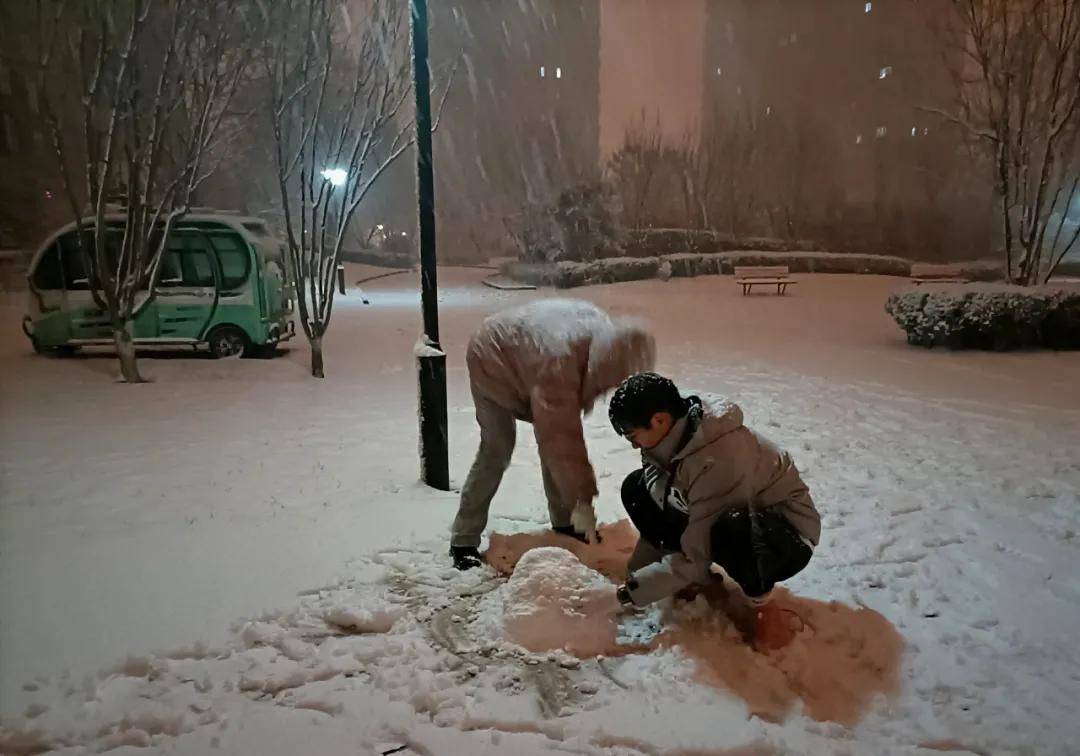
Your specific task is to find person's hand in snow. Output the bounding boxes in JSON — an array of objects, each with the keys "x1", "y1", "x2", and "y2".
[{"x1": 571, "y1": 498, "x2": 599, "y2": 544}]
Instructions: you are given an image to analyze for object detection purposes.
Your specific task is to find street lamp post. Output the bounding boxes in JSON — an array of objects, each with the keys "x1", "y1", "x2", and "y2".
[{"x1": 410, "y1": 0, "x2": 449, "y2": 490}]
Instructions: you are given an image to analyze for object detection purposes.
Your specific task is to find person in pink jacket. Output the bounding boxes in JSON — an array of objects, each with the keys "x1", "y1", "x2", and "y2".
[{"x1": 450, "y1": 299, "x2": 655, "y2": 569}]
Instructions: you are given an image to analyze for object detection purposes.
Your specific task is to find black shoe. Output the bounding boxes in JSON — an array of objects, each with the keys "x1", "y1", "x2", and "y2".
[
  {"x1": 551, "y1": 525, "x2": 602, "y2": 544},
  {"x1": 450, "y1": 545, "x2": 483, "y2": 571}
]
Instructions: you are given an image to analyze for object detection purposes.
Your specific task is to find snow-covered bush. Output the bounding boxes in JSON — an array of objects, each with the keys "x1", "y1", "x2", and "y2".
[
  {"x1": 623, "y1": 229, "x2": 721, "y2": 257},
  {"x1": 505, "y1": 181, "x2": 623, "y2": 264},
  {"x1": 500, "y1": 257, "x2": 660, "y2": 288},
  {"x1": 886, "y1": 285, "x2": 1080, "y2": 350},
  {"x1": 551, "y1": 181, "x2": 624, "y2": 262},
  {"x1": 503, "y1": 201, "x2": 561, "y2": 264}
]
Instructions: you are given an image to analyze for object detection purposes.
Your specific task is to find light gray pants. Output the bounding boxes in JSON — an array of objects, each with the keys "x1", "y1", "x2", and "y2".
[{"x1": 451, "y1": 388, "x2": 573, "y2": 548}]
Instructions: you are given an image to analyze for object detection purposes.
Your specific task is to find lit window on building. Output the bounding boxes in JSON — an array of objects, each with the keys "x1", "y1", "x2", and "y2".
[
  {"x1": 923, "y1": 127, "x2": 930, "y2": 135},
  {"x1": 879, "y1": 66, "x2": 892, "y2": 79},
  {"x1": 876, "y1": 126, "x2": 888, "y2": 138},
  {"x1": 856, "y1": 134, "x2": 863, "y2": 144},
  {"x1": 765, "y1": 106, "x2": 772, "y2": 116},
  {"x1": 865, "y1": 2, "x2": 872, "y2": 12},
  {"x1": 716, "y1": 67, "x2": 723, "y2": 76},
  {"x1": 911, "y1": 127, "x2": 918, "y2": 136},
  {"x1": 540, "y1": 66, "x2": 545, "y2": 78},
  {"x1": 556, "y1": 67, "x2": 562, "y2": 79}
]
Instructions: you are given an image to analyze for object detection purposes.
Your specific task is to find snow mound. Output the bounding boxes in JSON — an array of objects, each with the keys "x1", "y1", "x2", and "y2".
[
  {"x1": 324, "y1": 604, "x2": 403, "y2": 634},
  {"x1": 487, "y1": 547, "x2": 621, "y2": 657}
]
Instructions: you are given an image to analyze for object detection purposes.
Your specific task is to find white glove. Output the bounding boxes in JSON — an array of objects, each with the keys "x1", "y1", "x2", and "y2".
[{"x1": 571, "y1": 499, "x2": 598, "y2": 544}]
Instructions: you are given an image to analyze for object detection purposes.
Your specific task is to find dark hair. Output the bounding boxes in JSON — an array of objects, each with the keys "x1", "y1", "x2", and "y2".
[{"x1": 608, "y1": 372, "x2": 688, "y2": 435}]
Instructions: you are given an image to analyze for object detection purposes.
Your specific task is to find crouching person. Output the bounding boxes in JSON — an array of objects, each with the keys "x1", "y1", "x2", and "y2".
[{"x1": 607, "y1": 373, "x2": 820, "y2": 649}]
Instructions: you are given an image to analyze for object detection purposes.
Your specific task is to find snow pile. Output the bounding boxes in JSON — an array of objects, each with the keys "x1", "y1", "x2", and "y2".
[
  {"x1": 318, "y1": 574, "x2": 407, "y2": 636},
  {"x1": 886, "y1": 284, "x2": 1080, "y2": 349},
  {"x1": 484, "y1": 518, "x2": 640, "y2": 582},
  {"x1": 478, "y1": 547, "x2": 621, "y2": 657},
  {"x1": 323, "y1": 604, "x2": 403, "y2": 634}
]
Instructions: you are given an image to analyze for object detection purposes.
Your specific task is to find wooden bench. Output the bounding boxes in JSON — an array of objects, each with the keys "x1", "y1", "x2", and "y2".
[
  {"x1": 734, "y1": 265, "x2": 796, "y2": 295},
  {"x1": 909, "y1": 263, "x2": 970, "y2": 286}
]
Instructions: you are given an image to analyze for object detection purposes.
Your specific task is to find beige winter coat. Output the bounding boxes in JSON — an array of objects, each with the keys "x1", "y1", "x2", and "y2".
[
  {"x1": 466, "y1": 299, "x2": 655, "y2": 508},
  {"x1": 628, "y1": 393, "x2": 821, "y2": 604}
]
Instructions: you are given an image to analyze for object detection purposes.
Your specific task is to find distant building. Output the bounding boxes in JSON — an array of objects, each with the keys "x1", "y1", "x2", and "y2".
[
  {"x1": 0, "y1": 56, "x2": 61, "y2": 247},
  {"x1": 702, "y1": 0, "x2": 955, "y2": 205}
]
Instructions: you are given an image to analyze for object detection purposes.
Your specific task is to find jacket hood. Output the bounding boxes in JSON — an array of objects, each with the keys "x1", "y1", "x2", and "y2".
[
  {"x1": 677, "y1": 393, "x2": 744, "y2": 457},
  {"x1": 582, "y1": 317, "x2": 656, "y2": 409}
]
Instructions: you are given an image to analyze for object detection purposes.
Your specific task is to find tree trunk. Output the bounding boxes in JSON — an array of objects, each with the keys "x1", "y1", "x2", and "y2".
[
  {"x1": 310, "y1": 335, "x2": 324, "y2": 378},
  {"x1": 1017, "y1": 243, "x2": 1036, "y2": 286},
  {"x1": 113, "y1": 325, "x2": 144, "y2": 384}
]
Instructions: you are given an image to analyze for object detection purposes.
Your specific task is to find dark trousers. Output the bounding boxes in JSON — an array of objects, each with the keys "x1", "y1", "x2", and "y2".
[{"x1": 621, "y1": 469, "x2": 812, "y2": 599}]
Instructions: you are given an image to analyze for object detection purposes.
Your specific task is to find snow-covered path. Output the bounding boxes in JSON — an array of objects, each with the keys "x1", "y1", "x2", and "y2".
[{"x1": 2, "y1": 271, "x2": 1079, "y2": 753}]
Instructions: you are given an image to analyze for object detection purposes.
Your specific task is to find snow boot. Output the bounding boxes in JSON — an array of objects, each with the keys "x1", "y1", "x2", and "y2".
[
  {"x1": 450, "y1": 545, "x2": 483, "y2": 571},
  {"x1": 551, "y1": 525, "x2": 602, "y2": 544}
]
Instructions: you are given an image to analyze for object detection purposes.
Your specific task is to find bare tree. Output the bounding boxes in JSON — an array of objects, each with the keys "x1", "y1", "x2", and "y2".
[
  {"x1": 759, "y1": 114, "x2": 836, "y2": 241},
  {"x1": 672, "y1": 106, "x2": 764, "y2": 240},
  {"x1": 261, "y1": 0, "x2": 451, "y2": 378},
  {"x1": 715, "y1": 109, "x2": 763, "y2": 240},
  {"x1": 34, "y1": 0, "x2": 250, "y2": 382},
  {"x1": 931, "y1": 0, "x2": 1080, "y2": 284},
  {"x1": 605, "y1": 115, "x2": 666, "y2": 230},
  {"x1": 672, "y1": 129, "x2": 717, "y2": 230}
]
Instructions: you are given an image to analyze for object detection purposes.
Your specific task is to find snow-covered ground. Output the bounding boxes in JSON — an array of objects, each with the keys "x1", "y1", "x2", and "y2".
[{"x1": 2, "y1": 269, "x2": 1079, "y2": 754}]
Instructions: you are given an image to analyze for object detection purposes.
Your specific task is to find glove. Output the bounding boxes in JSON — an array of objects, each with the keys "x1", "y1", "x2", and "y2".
[{"x1": 570, "y1": 499, "x2": 598, "y2": 544}]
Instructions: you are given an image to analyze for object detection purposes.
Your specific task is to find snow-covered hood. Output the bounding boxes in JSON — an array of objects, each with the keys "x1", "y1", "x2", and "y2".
[
  {"x1": 676, "y1": 393, "x2": 745, "y2": 459},
  {"x1": 581, "y1": 317, "x2": 656, "y2": 409}
]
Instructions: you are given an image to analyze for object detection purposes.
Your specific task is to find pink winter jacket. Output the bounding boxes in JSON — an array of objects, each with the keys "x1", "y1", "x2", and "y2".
[{"x1": 466, "y1": 299, "x2": 655, "y2": 508}]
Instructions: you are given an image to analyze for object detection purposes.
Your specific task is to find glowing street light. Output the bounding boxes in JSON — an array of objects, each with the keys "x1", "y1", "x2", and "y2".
[{"x1": 320, "y1": 168, "x2": 347, "y2": 186}]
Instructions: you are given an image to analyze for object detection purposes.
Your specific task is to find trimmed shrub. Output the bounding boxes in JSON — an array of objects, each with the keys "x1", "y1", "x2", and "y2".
[
  {"x1": 724, "y1": 251, "x2": 910, "y2": 276},
  {"x1": 886, "y1": 285, "x2": 1080, "y2": 350},
  {"x1": 620, "y1": 229, "x2": 825, "y2": 258},
  {"x1": 340, "y1": 248, "x2": 413, "y2": 269},
  {"x1": 503, "y1": 250, "x2": 913, "y2": 289},
  {"x1": 666, "y1": 253, "x2": 728, "y2": 277}
]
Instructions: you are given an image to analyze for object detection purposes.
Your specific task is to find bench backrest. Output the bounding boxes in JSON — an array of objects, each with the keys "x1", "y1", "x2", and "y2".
[{"x1": 734, "y1": 265, "x2": 790, "y2": 278}]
